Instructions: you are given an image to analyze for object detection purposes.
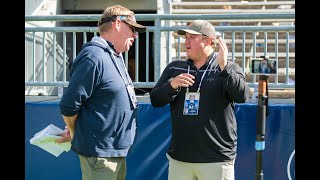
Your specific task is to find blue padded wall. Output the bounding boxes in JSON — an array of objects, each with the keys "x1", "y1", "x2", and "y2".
[{"x1": 25, "y1": 102, "x2": 295, "y2": 180}]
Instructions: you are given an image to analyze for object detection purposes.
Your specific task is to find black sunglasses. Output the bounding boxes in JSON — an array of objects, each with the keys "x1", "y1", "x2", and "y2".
[{"x1": 123, "y1": 21, "x2": 136, "y2": 33}]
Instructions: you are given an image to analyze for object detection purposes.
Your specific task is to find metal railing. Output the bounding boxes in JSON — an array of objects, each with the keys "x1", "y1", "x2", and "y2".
[
  {"x1": 170, "y1": 0, "x2": 295, "y2": 15},
  {"x1": 25, "y1": 13, "x2": 295, "y2": 95}
]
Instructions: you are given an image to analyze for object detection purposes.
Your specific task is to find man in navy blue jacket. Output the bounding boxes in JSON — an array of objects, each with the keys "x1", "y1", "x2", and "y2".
[
  {"x1": 150, "y1": 20, "x2": 250, "y2": 180},
  {"x1": 56, "y1": 5, "x2": 146, "y2": 180}
]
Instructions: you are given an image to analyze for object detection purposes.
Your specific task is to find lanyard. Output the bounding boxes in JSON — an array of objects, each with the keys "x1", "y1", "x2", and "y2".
[
  {"x1": 109, "y1": 45, "x2": 138, "y2": 109},
  {"x1": 110, "y1": 52, "x2": 132, "y2": 87},
  {"x1": 96, "y1": 36, "x2": 132, "y2": 87},
  {"x1": 94, "y1": 37, "x2": 138, "y2": 109},
  {"x1": 186, "y1": 53, "x2": 217, "y2": 93}
]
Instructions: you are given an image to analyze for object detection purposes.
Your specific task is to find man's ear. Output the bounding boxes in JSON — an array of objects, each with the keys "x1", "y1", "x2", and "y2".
[
  {"x1": 206, "y1": 37, "x2": 214, "y2": 46},
  {"x1": 210, "y1": 38, "x2": 215, "y2": 46},
  {"x1": 114, "y1": 18, "x2": 121, "y2": 31}
]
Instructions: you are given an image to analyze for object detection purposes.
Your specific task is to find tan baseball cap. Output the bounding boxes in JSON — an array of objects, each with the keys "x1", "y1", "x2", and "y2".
[
  {"x1": 177, "y1": 20, "x2": 216, "y2": 39},
  {"x1": 99, "y1": 14, "x2": 147, "y2": 33}
]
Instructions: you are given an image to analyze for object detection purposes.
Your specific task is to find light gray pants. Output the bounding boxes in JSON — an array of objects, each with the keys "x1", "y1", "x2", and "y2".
[
  {"x1": 79, "y1": 154, "x2": 126, "y2": 180},
  {"x1": 167, "y1": 153, "x2": 235, "y2": 180}
]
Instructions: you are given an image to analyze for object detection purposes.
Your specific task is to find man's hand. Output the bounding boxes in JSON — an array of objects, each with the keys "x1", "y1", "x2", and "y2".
[
  {"x1": 216, "y1": 37, "x2": 228, "y2": 71},
  {"x1": 169, "y1": 73, "x2": 195, "y2": 89},
  {"x1": 55, "y1": 126, "x2": 72, "y2": 143}
]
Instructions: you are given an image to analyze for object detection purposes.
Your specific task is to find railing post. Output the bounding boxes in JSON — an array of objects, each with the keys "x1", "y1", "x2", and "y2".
[{"x1": 154, "y1": 17, "x2": 161, "y2": 81}]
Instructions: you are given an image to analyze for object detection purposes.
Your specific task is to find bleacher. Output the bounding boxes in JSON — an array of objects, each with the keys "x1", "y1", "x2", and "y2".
[
  {"x1": 170, "y1": 0, "x2": 295, "y2": 96},
  {"x1": 170, "y1": 0, "x2": 295, "y2": 15}
]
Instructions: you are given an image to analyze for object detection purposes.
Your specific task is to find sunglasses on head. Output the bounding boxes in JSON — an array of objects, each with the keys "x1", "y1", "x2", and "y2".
[{"x1": 99, "y1": 15, "x2": 136, "y2": 33}]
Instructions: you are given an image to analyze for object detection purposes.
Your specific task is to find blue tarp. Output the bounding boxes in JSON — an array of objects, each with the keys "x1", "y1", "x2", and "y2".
[{"x1": 25, "y1": 102, "x2": 295, "y2": 180}]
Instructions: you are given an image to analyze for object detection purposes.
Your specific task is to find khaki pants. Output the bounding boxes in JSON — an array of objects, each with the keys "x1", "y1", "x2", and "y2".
[
  {"x1": 166, "y1": 153, "x2": 235, "y2": 180},
  {"x1": 79, "y1": 155, "x2": 126, "y2": 180}
]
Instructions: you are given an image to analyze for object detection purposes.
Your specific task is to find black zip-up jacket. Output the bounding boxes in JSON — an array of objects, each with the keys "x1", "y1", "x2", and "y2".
[{"x1": 150, "y1": 53, "x2": 250, "y2": 163}]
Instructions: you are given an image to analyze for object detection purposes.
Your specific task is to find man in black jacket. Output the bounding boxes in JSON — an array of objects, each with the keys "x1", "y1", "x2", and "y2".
[{"x1": 150, "y1": 20, "x2": 250, "y2": 180}]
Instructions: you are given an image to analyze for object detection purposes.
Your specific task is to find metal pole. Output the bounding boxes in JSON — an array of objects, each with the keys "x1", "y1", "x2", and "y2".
[{"x1": 255, "y1": 75, "x2": 268, "y2": 180}]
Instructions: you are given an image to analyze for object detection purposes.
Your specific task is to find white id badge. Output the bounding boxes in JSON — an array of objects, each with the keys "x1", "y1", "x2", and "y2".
[
  {"x1": 183, "y1": 92, "x2": 200, "y2": 115},
  {"x1": 126, "y1": 85, "x2": 138, "y2": 109}
]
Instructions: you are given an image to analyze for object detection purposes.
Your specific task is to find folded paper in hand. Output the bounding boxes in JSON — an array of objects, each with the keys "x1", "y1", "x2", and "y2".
[{"x1": 30, "y1": 124, "x2": 71, "y2": 157}]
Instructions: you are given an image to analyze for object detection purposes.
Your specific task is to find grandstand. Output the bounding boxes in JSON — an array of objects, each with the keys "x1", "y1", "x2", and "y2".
[
  {"x1": 25, "y1": 0, "x2": 295, "y2": 102},
  {"x1": 25, "y1": 1, "x2": 295, "y2": 93}
]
